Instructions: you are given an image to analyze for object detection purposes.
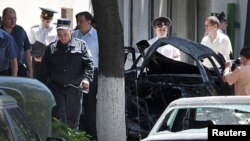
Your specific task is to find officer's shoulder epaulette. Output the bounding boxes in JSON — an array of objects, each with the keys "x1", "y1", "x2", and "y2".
[
  {"x1": 31, "y1": 25, "x2": 39, "y2": 28},
  {"x1": 49, "y1": 41, "x2": 58, "y2": 54}
]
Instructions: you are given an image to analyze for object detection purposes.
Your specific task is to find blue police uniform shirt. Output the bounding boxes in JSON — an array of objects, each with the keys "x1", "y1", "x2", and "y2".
[
  {"x1": 0, "y1": 29, "x2": 18, "y2": 71},
  {"x1": 72, "y1": 26, "x2": 99, "y2": 68},
  {"x1": 8, "y1": 25, "x2": 31, "y2": 65}
]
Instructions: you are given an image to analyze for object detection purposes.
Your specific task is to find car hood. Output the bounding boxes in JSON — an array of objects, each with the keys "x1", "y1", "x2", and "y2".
[
  {"x1": 142, "y1": 131, "x2": 207, "y2": 141},
  {"x1": 145, "y1": 37, "x2": 216, "y2": 60}
]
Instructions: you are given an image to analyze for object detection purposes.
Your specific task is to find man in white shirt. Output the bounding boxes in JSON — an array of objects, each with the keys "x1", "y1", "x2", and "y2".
[
  {"x1": 201, "y1": 16, "x2": 232, "y2": 61},
  {"x1": 148, "y1": 16, "x2": 181, "y2": 61}
]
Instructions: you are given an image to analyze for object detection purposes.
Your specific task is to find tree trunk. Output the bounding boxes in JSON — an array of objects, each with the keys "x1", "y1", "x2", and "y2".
[
  {"x1": 244, "y1": 0, "x2": 250, "y2": 48},
  {"x1": 92, "y1": 0, "x2": 126, "y2": 141}
]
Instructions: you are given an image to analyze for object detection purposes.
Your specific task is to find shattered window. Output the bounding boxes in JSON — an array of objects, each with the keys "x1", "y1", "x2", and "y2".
[{"x1": 196, "y1": 106, "x2": 250, "y2": 124}]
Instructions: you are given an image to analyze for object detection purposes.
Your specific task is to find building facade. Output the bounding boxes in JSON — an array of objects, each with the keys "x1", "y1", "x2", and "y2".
[
  {"x1": 0, "y1": 0, "x2": 248, "y2": 57},
  {"x1": 118, "y1": 0, "x2": 248, "y2": 58}
]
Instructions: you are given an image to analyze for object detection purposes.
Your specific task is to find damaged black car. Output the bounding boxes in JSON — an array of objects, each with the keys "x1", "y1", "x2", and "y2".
[{"x1": 125, "y1": 37, "x2": 233, "y2": 139}]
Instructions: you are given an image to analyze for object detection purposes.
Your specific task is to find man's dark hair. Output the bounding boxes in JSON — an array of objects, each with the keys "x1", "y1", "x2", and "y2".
[
  {"x1": 75, "y1": 11, "x2": 93, "y2": 22},
  {"x1": 240, "y1": 47, "x2": 250, "y2": 59},
  {"x1": 74, "y1": 11, "x2": 95, "y2": 30},
  {"x1": 2, "y1": 7, "x2": 15, "y2": 19}
]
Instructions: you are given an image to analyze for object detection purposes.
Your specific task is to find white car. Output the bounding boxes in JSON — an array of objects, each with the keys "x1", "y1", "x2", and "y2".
[{"x1": 142, "y1": 96, "x2": 250, "y2": 141}]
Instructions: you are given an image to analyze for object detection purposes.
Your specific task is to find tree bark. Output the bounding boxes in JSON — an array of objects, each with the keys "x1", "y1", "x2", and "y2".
[{"x1": 92, "y1": 0, "x2": 126, "y2": 140}]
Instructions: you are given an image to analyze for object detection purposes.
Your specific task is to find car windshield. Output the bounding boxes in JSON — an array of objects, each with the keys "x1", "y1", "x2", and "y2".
[
  {"x1": 195, "y1": 105, "x2": 250, "y2": 124},
  {"x1": 157, "y1": 104, "x2": 250, "y2": 133}
]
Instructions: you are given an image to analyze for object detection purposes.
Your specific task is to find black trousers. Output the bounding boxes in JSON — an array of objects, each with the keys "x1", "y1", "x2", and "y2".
[
  {"x1": 79, "y1": 68, "x2": 98, "y2": 137},
  {"x1": 49, "y1": 81, "x2": 83, "y2": 129},
  {"x1": 6, "y1": 64, "x2": 27, "y2": 77},
  {"x1": 32, "y1": 59, "x2": 41, "y2": 79}
]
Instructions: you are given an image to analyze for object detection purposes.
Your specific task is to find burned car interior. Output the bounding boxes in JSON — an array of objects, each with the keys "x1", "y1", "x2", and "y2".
[{"x1": 125, "y1": 37, "x2": 233, "y2": 139}]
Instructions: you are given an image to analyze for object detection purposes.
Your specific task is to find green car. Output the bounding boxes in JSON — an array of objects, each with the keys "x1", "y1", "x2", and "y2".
[{"x1": 0, "y1": 76, "x2": 64, "y2": 141}]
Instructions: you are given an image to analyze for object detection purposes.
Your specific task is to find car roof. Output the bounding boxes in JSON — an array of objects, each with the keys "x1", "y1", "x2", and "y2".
[
  {"x1": 145, "y1": 37, "x2": 216, "y2": 60},
  {"x1": 143, "y1": 131, "x2": 207, "y2": 141},
  {"x1": 168, "y1": 96, "x2": 250, "y2": 108}
]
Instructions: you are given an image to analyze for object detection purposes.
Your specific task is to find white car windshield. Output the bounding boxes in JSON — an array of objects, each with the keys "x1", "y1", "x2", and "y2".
[{"x1": 157, "y1": 104, "x2": 250, "y2": 133}]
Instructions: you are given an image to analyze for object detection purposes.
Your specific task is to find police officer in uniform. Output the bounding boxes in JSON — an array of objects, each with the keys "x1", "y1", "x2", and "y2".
[
  {"x1": 0, "y1": 28, "x2": 18, "y2": 76},
  {"x1": 38, "y1": 18, "x2": 94, "y2": 129},
  {"x1": 148, "y1": 16, "x2": 181, "y2": 61},
  {"x1": 29, "y1": 7, "x2": 57, "y2": 78}
]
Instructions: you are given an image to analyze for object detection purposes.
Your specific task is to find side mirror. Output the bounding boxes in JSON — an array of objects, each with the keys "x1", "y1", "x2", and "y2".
[
  {"x1": 46, "y1": 137, "x2": 65, "y2": 141},
  {"x1": 136, "y1": 40, "x2": 150, "y2": 53}
]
